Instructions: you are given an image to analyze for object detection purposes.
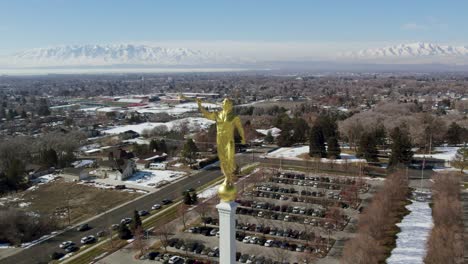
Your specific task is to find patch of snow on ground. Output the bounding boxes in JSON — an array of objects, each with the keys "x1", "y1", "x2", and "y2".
[
  {"x1": 31, "y1": 174, "x2": 58, "y2": 184},
  {"x1": 78, "y1": 181, "x2": 115, "y2": 189},
  {"x1": 72, "y1": 160, "x2": 94, "y2": 168},
  {"x1": 18, "y1": 202, "x2": 31, "y2": 208},
  {"x1": 256, "y1": 127, "x2": 281, "y2": 138},
  {"x1": 124, "y1": 170, "x2": 186, "y2": 188},
  {"x1": 0, "y1": 243, "x2": 13, "y2": 248},
  {"x1": 413, "y1": 146, "x2": 459, "y2": 162},
  {"x1": 265, "y1": 146, "x2": 366, "y2": 163},
  {"x1": 21, "y1": 233, "x2": 54, "y2": 248},
  {"x1": 387, "y1": 199, "x2": 433, "y2": 264},
  {"x1": 198, "y1": 185, "x2": 220, "y2": 199}
]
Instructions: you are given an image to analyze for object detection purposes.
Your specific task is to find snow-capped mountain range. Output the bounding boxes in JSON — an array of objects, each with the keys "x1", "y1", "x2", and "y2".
[
  {"x1": 4, "y1": 44, "x2": 242, "y2": 67},
  {"x1": 341, "y1": 42, "x2": 468, "y2": 62},
  {"x1": 2, "y1": 42, "x2": 468, "y2": 70}
]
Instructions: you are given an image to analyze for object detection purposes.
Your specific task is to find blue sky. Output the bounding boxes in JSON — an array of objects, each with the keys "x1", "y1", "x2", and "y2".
[{"x1": 0, "y1": 0, "x2": 467, "y2": 55}]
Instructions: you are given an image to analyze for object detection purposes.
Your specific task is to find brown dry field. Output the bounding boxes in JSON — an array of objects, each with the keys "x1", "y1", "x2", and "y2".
[{"x1": 9, "y1": 179, "x2": 141, "y2": 226}]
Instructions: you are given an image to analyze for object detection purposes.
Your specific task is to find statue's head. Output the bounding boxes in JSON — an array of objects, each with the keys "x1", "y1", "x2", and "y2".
[{"x1": 222, "y1": 98, "x2": 233, "y2": 113}]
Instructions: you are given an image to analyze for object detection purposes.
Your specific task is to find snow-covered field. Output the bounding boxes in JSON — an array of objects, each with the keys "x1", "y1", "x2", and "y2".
[
  {"x1": 387, "y1": 199, "x2": 433, "y2": 264},
  {"x1": 124, "y1": 169, "x2": 186, "y2": 188},
  {"x1": 102, "y1": 117, "x2": 214, "y2": 135},
  {"x1": 265, "y1": 146, "x2": 366, "y2": 163},
  {"x1": 413, "y1": 146, "x2": 459, "y2": 162}
]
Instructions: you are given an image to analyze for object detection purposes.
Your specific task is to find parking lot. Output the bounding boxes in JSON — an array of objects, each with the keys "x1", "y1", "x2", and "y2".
[{"x1": 138, "y1": 168, "x2": 381, "y2": 264}]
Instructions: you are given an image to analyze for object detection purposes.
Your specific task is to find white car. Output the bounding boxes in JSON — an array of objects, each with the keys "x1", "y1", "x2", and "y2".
[
  {"x1": 59, "y1": 241, "x2": 74, "y2": 248},
  {"x1": 249, "y1": 237, "x2": 259, "y2": 244},
  {"x1": 80, "y1": 235, "x2": 95, "y2": 244},
  {"x1": 121, "y1": 217, "x2": 132, "y2": 224},
  {"x1": 264, "y1": 240, "x2": 274, "y2": 247},
  {"x1": 151, "y1": 204, "x2": 161, "y2": 210},
  {"x1": 168, "y1": 255, "x2": 184, "y2": 264},
  {"x1": 242, "y1": 236, "x2": 252, "y2": 243}
]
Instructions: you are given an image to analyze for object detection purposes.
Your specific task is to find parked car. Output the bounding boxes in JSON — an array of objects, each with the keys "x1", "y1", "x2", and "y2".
[
  {"x1": 242, "y1": 236, "x2": 252, "y2": 243},
  {"x1": 76, "y1": 223, "x2": 90, "y2": 231},
  {"x1": 59, "y1": 241, "x2": 74, "y2": 249},
  {"x1": 111, "y1": 224, "x2": 119, "y2": 230},
  {"x1": 246, "y1": 255, "x2": 256, "y2": 264},
  {"x1": 208, "y1": 247, "x2": 219, "y2": 257},
  {"x1": 64, "y1": 245, "x2": 79, "y2": 253},
  {"x1": 249, "y1": 237, "x2": 259, "y2": 244},
  {"x1": 121, "y1": 217, "x2": 132, "y2": 224},
  {"x1": 152, "y1": 204, "x2": 162, "y2": 210},
  {"x1": 209, "y1": 228, "x2": 219, "y2": 236},
  {"x1": 96, "y1": 230, "x2": 107, "y2": 237},
  {"x1": 146, "y1": 252, "x2": 160, "y2": 260},
  {"x1": 162, "y1": 199, "x2": 172, "y2": 205},
  {"x1": 264, "y1": 239, "x2": 274, "y2": 247},
  {"x1": 80, "y1": 235, "x2": 96, "y2": 244},
  {"x1": 239, "y1": 254, "x2": 249, "y2": 263},
  {"x1": 138, "y1": 210, "x2": 149, "y2": 216},
  {"x1": 168, "y1": 255, "x2": 184, "y2": 264},
  {"x1": 50, "y1": 252, "x2": 65, "y2": 260}
]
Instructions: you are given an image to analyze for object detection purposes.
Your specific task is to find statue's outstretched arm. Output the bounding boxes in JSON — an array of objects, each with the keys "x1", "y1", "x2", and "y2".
[
  {"x1": 196, "y1": 98, "x2": 217, "y2": 121},
  {"x1": 234, "y1": 116, "x2": 246, "y2": 144}
]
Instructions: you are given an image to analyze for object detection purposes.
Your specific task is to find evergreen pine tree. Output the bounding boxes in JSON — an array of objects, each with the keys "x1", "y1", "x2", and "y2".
[
  {"x1": 149, "y1": 139, "x2": 158, "y2": 152},
  {"x1": 277, "y1": 129, "x2": 293, "y2": 147},
  {"x1": 317, "y1": 115, "x2": 338, "y2": 139},
  {"x1": 42, "y1": 148, "x2": 58, "y2": 167},
  {"x1": 5, "y1": 159, "x2": 25, "y2": 190},
  {"x1": 183, "y1": 191, "x2": 192, "y2": 205},
  {"x1": 191, "y1": 192, "x2": 198, "y2": 204},
  {"x1": 131, "y1": 210, "x2": 142, "y2": 231},
  {"x1": 446, "y1": 122, "x2": 463, "y2": 145},
  {"x1": 264, "y1": 131, "x2": 274, "y2": 144},
  {"x1": 327, "y1": 136, "x2": 341, "y2": 159},
  {"x1": 291, "y1": 118, "x2": 309, "y2": 143},
  {"x1": 118, "y1": 222, "x2": 132, "y2": 239},
  {"x1": 388, "y1": 127, "x2": 413, "y2": 168},
  {"x1": 452, "y1": 145, "x2": 468, "y2": 173},
  {"x1": 357, "y1": 132, "x2": 379, "y2": 162},
  {"x1": 309, "y1": 125, "x2": 326, "y2": 158},
  {"x1": 374, "y1": 123, "x2": 387, "y2": 146},
  {"x1": 182, "y1": 138, "x2": 199, "y2": 164},
  {"x1": 158, "y1": 140, "x2": 168, "y2": 153}
]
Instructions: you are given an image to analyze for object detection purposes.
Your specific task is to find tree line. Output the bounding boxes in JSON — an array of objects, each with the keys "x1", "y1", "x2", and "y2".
[
  {"x1": 341, "y1": 171, "x2": 409, "y2": 264},
  {"x1": 424, "y1": 173, "x2": 464, "y2": 264},
  {"x1": 0, "y1": 131, "x2": 85, "y2": 194}
]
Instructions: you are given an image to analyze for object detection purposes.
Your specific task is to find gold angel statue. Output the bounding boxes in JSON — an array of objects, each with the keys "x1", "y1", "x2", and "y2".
[{"x1": 196, "y1": 97, "x2": 245, "y2": 202}]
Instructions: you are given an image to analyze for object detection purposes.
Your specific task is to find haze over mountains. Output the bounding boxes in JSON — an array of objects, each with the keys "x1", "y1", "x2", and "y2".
[
  {"x1": 340, "y1": 42, "x2": 468, "y2": 64},
  {"x1": 5, "y1": 44, "x2": 240, "y2": 67},
  {"x1": 2, "y1": 42, "x2": 468, "y2": 73}
]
